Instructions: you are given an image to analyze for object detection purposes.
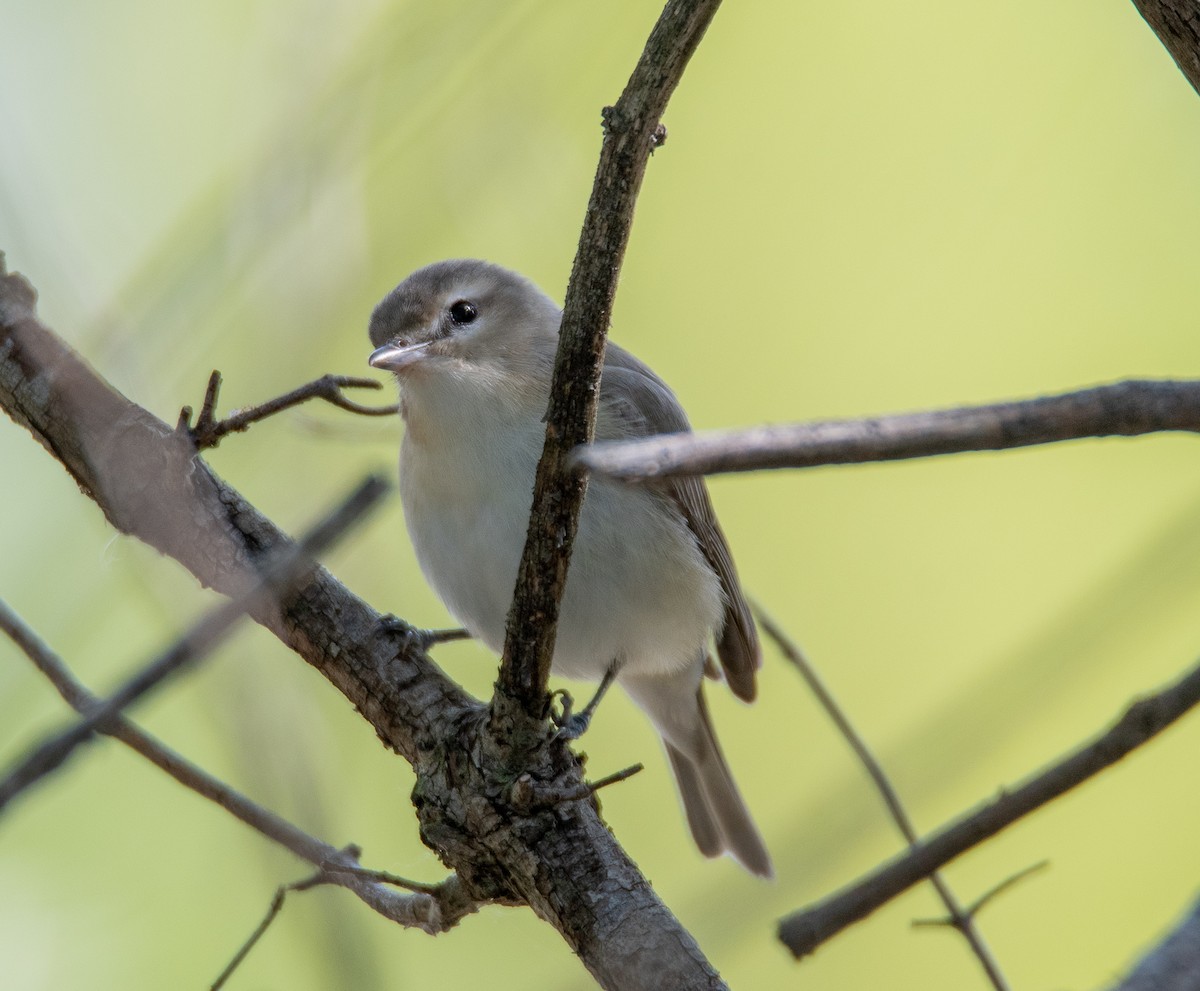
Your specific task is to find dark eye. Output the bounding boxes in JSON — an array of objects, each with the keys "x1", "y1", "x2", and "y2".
[{"x1": 448, "y1": 300, "x2": 478, "y2": 325}]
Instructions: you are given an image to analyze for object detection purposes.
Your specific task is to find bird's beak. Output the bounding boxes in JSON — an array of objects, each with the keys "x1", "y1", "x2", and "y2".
[{"x1": 369, "y1": 340, "x2": 432, "y2": 372}]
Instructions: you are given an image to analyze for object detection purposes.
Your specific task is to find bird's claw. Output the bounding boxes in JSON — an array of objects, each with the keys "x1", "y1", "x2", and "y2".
[{"x1": 550, "y1": 688, "x2": 591, "y2": 741}]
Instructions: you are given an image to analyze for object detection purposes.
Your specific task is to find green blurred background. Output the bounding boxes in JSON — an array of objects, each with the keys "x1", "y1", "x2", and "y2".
[{"x1": 3, "y1": 1, "x2": 1200, "y2": 988}]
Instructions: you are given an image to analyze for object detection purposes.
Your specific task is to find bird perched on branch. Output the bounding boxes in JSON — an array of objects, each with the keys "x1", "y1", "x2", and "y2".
[{"x1": 368, "y1": 259, "x2": 771, "y2": 877}]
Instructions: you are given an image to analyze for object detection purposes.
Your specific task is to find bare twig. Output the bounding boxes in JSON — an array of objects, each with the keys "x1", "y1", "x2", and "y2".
[
  {"x1": 509, "y1": 762, "x2": 645, "y2": 812},
  {"x1": 778, "y1": 656, "x2": 1200, "y2": 956},
  {"x1": 911, "y1": 861, "x2": 1048, "y2": 928},
  {"x1": 0, "y1": 598, "x2": 480, "y2": 934},
  {"x1": 207, "y1": 867, "x2": 481, "y2": 990},
  {"x1": 211, "y1": 871, "x2": 328, "y2": 991},
  {"x1": 179, "y1": 369, "x2": 396, "y2": 450},
  {"x1": 758, "y1": 610, "x2": 1010, "y2": 988},
  {"x1": 576, "y1": 379, "x2": 1200, "y2": 481},
  {"x1": 318, "y1": 864, "x2": 442, "y2": 895},
  {"x1": 492, "y1": 0, "x2": 726, "y2": 749},
  {"x1": 0, "y1": 475, "x2": 387, "y2": 814}
]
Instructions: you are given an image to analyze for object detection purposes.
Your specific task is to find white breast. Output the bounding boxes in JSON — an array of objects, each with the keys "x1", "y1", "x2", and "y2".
[{"x1": 398, "y1": 363, "x2": 722, "y2": 685}]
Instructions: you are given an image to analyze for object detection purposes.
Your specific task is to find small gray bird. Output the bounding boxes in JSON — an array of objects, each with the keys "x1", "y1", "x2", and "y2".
[{"x1": 368, "y1": 259, "x2": 772, "y2": 877}]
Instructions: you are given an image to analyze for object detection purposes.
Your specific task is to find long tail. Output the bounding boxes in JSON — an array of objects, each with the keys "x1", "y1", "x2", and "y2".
[
  {"x1": 664, "y1": 690, "x2": 773, "y2": 878},
  {"x1": 612, "y1": 666, "x2": 771, "y2": 878}
]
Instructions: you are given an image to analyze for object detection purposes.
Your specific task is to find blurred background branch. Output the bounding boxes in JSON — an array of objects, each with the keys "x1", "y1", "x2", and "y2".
[
  {"x1": 759, "y1": 610, "x2": 1012, "y2": 989},
  {"x1": 779, "y1": 655, "x2": 1200, "y2": 955},
  {"x1": 0, "y1": 598, "x2": 475, "y2": 934},
  {"x1": 0, "y1": 476, "x2": 387, "y2": 814}
]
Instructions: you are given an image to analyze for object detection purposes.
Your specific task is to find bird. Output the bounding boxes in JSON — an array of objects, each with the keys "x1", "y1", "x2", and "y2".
[{"x1": 368, "y1": 259, "x2": 772, "y2": 877}]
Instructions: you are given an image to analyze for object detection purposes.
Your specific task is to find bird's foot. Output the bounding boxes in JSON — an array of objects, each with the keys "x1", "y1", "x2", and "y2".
[
  {"x1": 550, "y1": 689, "x2": 593, "y2": 741},
  {"x1": 550, "y1": 663, "x2": 619, "y2": 741}
]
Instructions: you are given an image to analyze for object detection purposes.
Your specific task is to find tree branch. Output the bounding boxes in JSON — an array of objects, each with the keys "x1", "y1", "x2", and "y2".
[
  {"x1": 180, "y1": 369, "x2": 395, "y2": 451},
  {"x1": 1107, "y1": 894, "x2": 1200, "y2": 991},
  {"x1": 0, "y1": 598, "x2": 475, "y2": 934},
  {"x1": 758, "y1": 611, "x2": 1011, "y2": 988},
  {"x1": 778, "y1": 655, "x2": 1200, "y2": 957},
  {"x1": 0, "y1": 476, "x2": 386, "y2": 814},
  {"x1": 493, "y1": 0, "x2": 725, "y2": 746},
  {"x1": 1131, "y1": 0, "x2": 1200, "y2": 97},
  {"x1": 576, "y1": 379, "x2": 1200, "y2": 481}
]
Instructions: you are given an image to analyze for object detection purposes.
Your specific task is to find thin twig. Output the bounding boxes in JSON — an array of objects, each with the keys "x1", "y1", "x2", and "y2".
[
  {"x1": 778, "y1": 655, "x2": 1200, "y2": 956},
  {"x1": 912, "y1": 861, "x2": 1048, "y2": 928},
  {"x1": 211, "y1": 871, "x2": 327, "y2": 990},
  {"x1": 586, "y1": 762, "x2": 645, "y2": 794},
  {"x1": 318, "y1": 865, "x2": 443, "y2": 895},
  {"x1": 576, "y1": 379, "x2": 1200, "y2": 481},
  {"x1": 209, "y1": 867, "x2": 481, "y2": 989},
  {"x1": 181, "y1": 370, "x2": 397, "y2": 450},
  {"x1": 492, "y1": 0, "x2": 726, "y2": 749},
  {"x1": 0, "y1": 475, "x2": 388, "y2": 814},
  {"x1": 758, "y1": 609, "x2": 1010, "y2": 988},
  {"x1": 509, "y1": 762, "x2": 645, "y2": 811}
]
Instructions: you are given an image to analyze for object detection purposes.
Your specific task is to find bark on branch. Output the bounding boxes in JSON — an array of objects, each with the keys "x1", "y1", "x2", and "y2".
[
  {"x1": 1108, "y1": 895, "x2": 1200, "y2": 991},
  {"x1": 1132, "y1": 0, "x2": 1200, "y2": 96},
  {"x1": 577, "y1": 379, "x2": 1200, "y2": 481},
  {"x1": 494, "y1": 0, "x2": 724, "y2": 746}
]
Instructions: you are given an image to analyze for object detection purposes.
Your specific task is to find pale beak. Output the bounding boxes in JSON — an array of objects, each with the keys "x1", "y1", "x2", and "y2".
[{"x1": 369, "y1": 340, "x2": 432, "y2": 372}]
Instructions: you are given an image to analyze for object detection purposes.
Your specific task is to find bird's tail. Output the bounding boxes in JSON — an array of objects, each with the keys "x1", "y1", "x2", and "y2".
[
  {"x1": 621, "y1": 667, "x2": 772, "y2": 878},
  {"x1": 663, "y1": 690, "x2": 773, "y2": 878}
]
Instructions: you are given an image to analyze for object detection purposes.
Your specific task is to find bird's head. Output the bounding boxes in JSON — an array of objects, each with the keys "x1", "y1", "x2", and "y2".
[{"x1": 368, "y1": 259, "x2": 561, "y2": 385}]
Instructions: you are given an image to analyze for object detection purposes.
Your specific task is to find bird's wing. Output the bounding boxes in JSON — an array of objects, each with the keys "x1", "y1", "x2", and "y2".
[{"x1": 596, "y1": 343, "x2": 761, "y2": 701}]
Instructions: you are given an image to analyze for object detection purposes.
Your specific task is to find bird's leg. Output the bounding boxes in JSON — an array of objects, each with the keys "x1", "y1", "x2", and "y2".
[
  {"x1": 553, "y1": 661, "x2": 620, "y2": 741},
  {"x1": 376, "y1": 615, "x2": 471, "y2": 652}
]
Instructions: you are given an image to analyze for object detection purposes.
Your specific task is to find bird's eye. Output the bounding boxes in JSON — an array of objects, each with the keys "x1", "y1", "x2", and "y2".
[{"x1": 448, "y1": 300, "x2": 478, "y2": 325}]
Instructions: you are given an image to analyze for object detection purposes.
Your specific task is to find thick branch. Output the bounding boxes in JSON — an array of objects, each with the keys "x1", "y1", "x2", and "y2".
[
  {"x1": 494, "y1": 0, "x2": 724, "y2": 739},
  {"x1": 1132, "y1": 0, "x2": 1200, "y2": 97},
  {"x1": 577, "y1": 379, "x2": 1200, "y2": 481},
  {"x1": 1108, "y1": 895, "x2": 1200, "y2": 991},
  {"x1": 778, "y1": 656, "x2": 1200, "y2": 956}
]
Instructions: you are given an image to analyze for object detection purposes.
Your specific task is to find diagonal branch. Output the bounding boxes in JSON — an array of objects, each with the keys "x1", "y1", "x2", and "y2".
[
  {"x1": 1131, "y1": 0, "x2": 1200, "y2": 97},
  {"x1": 758, "y1": 611, "x2": 1011, "y2": 989},
  {"x1": 1108, "y1": 894, "x2": 1200, "y2": 991},
  {"x1": 576, "y1": 379, "x2": 1200, "y2": 481},
  {"x1": 0, "y1": 598, "x2": 476, "y2": 934},
  {"x1": 493, "y1": 0, "x2": 726, "y2": 745},
  {"x1": 778, "y1": 655, "x2": 1200, "y2": 957},
  {"x1": 0, "y1": 476, "x2": 386, "y2": 814}
]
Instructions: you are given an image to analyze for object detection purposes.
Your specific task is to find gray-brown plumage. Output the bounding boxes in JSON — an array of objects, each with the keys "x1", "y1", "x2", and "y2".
[{"x1": 369, "y1": 259, "x2": 771, "y2": 876}]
